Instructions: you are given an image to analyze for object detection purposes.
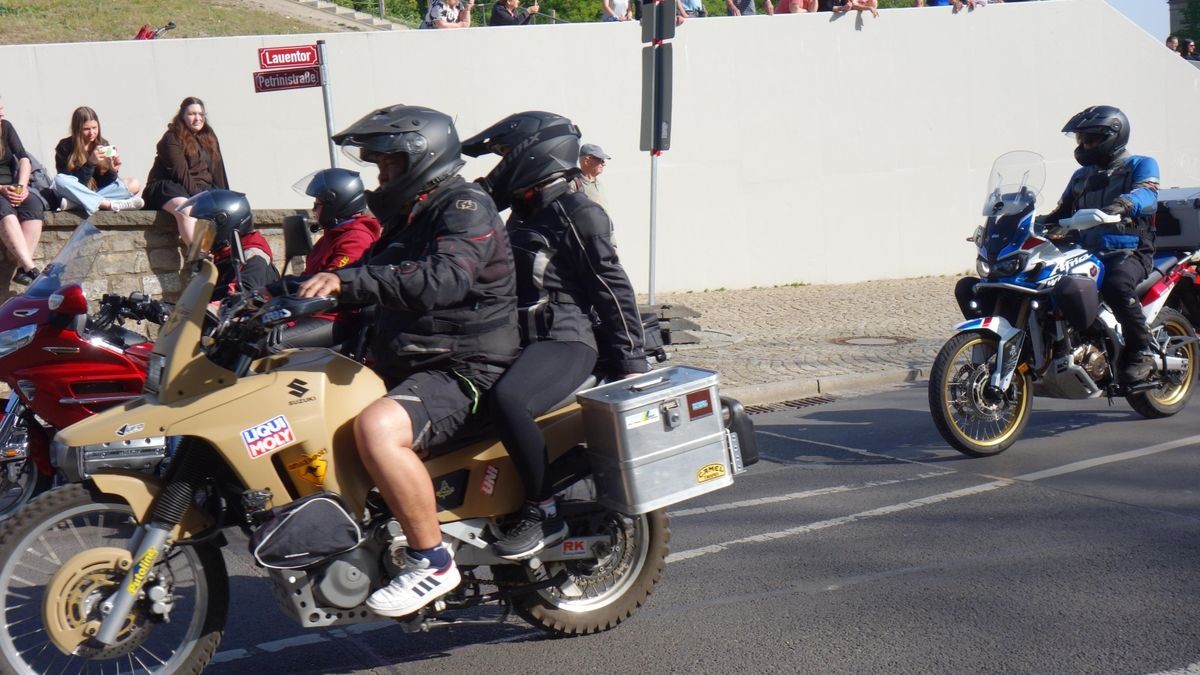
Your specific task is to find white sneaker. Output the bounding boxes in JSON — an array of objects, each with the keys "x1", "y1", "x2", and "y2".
[
  {"x1": 365, "y1": 554, "x2": 461, "y2": 617},
  {"x1": 109, "y1": 196, "x2": 144, "y2": 213}
]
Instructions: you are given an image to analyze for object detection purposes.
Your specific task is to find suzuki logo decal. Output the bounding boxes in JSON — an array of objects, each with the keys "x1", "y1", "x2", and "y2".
[{"x1": 287, "y1": 379, "x2": 309, "y2": 398}]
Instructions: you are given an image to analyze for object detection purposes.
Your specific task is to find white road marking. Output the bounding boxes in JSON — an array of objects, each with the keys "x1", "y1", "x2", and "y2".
[
  {"x1": 668, "y1": 471, "x2": 953, "y2": 517},
  {"x1": 1014, "y1": 434, "x2": 1200, "y2": 482},
  {"x1": 212, "y1": 432, "x2": 1200, "y2": 664},
  {"x1": 666, "y1": 480, "x2": 1013, "y2": 563},
  {"x1": 1149, "y1": 663, "x2": 1200, "y2": 675}
]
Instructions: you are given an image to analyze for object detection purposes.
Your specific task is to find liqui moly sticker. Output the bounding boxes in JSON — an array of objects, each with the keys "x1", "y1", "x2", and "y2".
[{"x1": 242, "y1": 415, "x2": 296, "y2": 459}]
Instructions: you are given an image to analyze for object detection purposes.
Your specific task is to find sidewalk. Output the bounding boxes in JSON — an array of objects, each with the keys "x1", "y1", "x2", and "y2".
[{"x1": 653, "y1": 276, "x2": 964, "y2": 405}]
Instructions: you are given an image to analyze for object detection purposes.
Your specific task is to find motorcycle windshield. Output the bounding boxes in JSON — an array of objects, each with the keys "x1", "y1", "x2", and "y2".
[
  {"x1": 981, "y1": 151, "x2": 1046, "y2": 217},
  {"x1": 25, "y1": 220, "x2": 104, "y2": 299}
]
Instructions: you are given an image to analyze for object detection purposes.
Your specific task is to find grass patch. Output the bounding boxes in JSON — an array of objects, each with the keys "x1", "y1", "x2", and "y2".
[{"x1": 0, "y1": 0, "x2": 334, "y2": 45}]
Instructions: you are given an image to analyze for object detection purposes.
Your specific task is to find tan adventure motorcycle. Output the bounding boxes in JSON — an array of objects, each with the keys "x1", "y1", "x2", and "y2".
[{"x1": 0, "y1": 220, "x2": 758, "y2": 673}]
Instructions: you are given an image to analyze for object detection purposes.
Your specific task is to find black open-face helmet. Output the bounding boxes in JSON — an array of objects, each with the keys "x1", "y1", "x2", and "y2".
[
  {"x1": 293, "y1": 168, "x2": 367, "y2": 230},
  {"x1": 180, "y1": 189, "x2": 253, "y2": 260},
  {"x1": 1062, "y1": 105, "x2": 1130, "y2": 168},
  {"x1": 333, "y1": 105, "x2": 465, "y2": 223},
  {"x1": 461, "y1": 111, "x2": 581, "y2": 211}
]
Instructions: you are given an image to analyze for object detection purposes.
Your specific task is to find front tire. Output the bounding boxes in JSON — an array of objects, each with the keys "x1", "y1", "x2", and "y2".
[
  {"x1": 929, "y1": 331, "x2": 1032, "y2": 457},
  {"x1": 0, "y1": 483, "x2": 228, "y2": 674},
  {"x1": 1127, "y1": 307, "x2": 1197, "y2": 418},
  {"x1": 494, "y1": 505, "x2": 669, "y2": 636}
]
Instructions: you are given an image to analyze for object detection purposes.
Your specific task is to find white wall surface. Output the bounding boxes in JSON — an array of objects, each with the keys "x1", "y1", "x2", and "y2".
[{"x1": 1, "y1": 0, "x2": 1197, "y2": 292}]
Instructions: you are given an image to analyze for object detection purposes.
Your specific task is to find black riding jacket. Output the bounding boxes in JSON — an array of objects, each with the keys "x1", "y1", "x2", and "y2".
[
  {"x1": 1043, "y1": 152, "x2": 1160, "y2": 258},
  {"x1": 335, "y1": 176, "x2": 520, "y2": 380},
  {"x1": 508, "y1": 179, "x2": 647, "y2": 377}
]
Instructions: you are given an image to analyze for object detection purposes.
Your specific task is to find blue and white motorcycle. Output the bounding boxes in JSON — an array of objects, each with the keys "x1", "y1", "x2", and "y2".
[{"x1": 929, "y1": 151, "x2": 1198, "y2": 456}]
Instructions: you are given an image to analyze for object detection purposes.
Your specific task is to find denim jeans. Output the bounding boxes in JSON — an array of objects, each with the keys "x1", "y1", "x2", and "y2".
[{"x1": 54, "y1": 175, "x2": 133, "y2": 215}]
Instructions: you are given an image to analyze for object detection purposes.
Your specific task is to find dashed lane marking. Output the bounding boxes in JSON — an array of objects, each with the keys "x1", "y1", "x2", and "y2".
[{"x1": 1014, "y1": 433, "x2": 1200, "y2": 482}]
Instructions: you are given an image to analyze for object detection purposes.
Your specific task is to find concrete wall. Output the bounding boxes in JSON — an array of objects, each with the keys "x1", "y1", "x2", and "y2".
[{"x1": 1, "y1": 0, "x2": 1197, "y2": 291}]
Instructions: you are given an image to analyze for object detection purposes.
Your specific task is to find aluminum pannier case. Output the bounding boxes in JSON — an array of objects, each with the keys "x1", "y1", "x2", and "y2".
[{"x1": 577, "y1": 366, "x2": 734, "y2": 515}]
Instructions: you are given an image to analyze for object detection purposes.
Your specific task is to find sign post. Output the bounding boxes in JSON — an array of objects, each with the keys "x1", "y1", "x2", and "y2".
[
  {"x1": 254, "y1": 42, "x2": 338, "y2": 168},
  {"x1": 639, "y1": 0, "x2": 674, "y2": 305}
]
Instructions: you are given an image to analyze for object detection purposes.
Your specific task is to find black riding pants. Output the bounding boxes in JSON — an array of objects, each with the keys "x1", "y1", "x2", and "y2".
[
  {"x1": 490, "y1": 340, "x2": 597, "y2": 501},
  {"x1": 1100, "y1": 252, "x2": 1153, "y2": 352}
]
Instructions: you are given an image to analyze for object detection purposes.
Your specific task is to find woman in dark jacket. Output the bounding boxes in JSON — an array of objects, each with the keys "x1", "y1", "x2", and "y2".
[
  {"x1": 143, "y1": 97, "x2": 229, "y2": 245},
  {"x1": 489, "y1": 0, "x2": 538, "y2": 25}
]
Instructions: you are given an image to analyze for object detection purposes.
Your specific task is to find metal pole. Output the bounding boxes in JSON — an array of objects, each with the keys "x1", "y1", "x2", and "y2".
[
  {"x1": 378, "y1": 0, "x2": 385, "y2": 19},
  {"x1": 648, "y1": 150, "x2": 658, "y2": 305},
  {"x1": 317, "y1": 40, "x2": 337, "y2": 168}
]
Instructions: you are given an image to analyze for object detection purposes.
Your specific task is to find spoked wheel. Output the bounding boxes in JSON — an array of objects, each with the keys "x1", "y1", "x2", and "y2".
[
  {"x1": 929, "y1": 331, "x2": 1032, "y2": 457},
  {"x1": 0, "y1": 484, "x2": 228, "y2": 674},
  {"x1": 494, "y1": 500, "x2": 669, "y2": 636},
  {"x1": 1127, "y1": 307, "x2": 1197, "y2": 419}
]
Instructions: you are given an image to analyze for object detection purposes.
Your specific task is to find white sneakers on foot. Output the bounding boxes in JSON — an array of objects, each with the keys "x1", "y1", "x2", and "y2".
[
  {"x1": 108, "y1": 196, "x2": 144, "y2": 213},
  {"x1": 365, "y1": 554, "x2": 461, "y2": 617}
]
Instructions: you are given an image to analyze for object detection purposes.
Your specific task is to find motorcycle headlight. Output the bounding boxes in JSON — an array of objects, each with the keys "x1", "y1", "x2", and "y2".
[
  {"x1": 144, "y1": 353, "x2": 165, "y2": 396},
  {"x1": 976, "y1": 258, "x2": 990, "y2": 278},
  {"x1": 991, "y1": 256, "x2": 1024, "y2": 278},
  {"x1": 0, "y1": 324, "x2": 36, "y2": 358}
]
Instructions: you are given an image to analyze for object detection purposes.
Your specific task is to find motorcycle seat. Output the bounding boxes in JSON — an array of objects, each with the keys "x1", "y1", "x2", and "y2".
[{"x1": 1132, "y1": 257, "x2": 1178, "y2": 298}]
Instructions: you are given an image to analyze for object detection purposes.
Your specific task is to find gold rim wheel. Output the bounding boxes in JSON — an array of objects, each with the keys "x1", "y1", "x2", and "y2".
[
  {"x1": 942, "y1": 336, "x2": 1029, "y2": 449},
  {"x1": 1147, "y1": 315, "x2": 1195, "y2": 407}
]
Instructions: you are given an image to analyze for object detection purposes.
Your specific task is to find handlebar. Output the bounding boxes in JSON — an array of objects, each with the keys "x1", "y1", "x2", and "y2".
[{"x1": 1056, "y1": 208, "x2": 1121, "y2": 230}]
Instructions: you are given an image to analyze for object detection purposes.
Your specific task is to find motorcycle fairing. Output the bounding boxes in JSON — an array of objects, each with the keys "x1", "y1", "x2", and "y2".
[{"x1": 951, "y1": 315, "x2": 1026, "y2": 393}]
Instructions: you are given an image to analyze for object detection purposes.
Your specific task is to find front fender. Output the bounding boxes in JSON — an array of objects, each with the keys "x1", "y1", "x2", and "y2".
[
  {"x1": 90, "y1": 470, "x2": 213, "y2": 541},
  {"x1": 952, "y1": 316, "x2": 1022, "y2": 343}
]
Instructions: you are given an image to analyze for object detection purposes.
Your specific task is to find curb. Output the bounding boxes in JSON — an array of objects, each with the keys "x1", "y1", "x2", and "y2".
[{"x1": 724, "y1": 368, "x2": 927, "y2": 406}]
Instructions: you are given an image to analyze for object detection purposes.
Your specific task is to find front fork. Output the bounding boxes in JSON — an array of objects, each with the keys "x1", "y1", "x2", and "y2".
[{"x1": 0, "y1": 393, "x2": 30, "y2": 484}]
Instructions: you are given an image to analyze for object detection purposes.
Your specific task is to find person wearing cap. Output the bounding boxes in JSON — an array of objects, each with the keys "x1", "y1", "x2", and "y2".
[{"x1": 576, "y1": 143, "x2": 610, "y2": 208}]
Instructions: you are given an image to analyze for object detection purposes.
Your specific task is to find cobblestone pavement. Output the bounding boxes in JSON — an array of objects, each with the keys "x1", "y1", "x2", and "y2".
[{"x1": 653, "y1": 276, "x2": 964, "y2": 401}]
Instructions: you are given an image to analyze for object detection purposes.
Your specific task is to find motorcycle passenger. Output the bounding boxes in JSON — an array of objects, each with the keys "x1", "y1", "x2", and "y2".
[
  {"x1": 296, "y1": 105, "x2": 519, "y2": 617},
  {"x1": 180, "y1": 189, "x2": 280, "y2": 303},
  {"x1": 462, "y1": 111, "x2": 648, "y2": 560},
  {"x1": 272, "y1": 169, "x2": 381, "y2": 351},
  {"x1": 956, "y1": 105, "x2": 1159, "y2": 384}
]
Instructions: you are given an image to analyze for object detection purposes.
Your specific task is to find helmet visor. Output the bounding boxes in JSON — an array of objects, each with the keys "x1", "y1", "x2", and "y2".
[
  {"x1": 1073, "y1": 131, "x2": 1108, "y2": 147},
  {"x1": 186, "y1": 220, "x2": 217, "y2": 262},
  {"x1": 292, "y1": 170, "x2": 323, "y2": 199}
]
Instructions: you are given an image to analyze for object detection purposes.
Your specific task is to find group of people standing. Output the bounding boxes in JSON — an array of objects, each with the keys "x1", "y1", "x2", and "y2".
[
  {"x1": 0, "y1": 95, "x2": 229, "y2": 286},
  {"x1": 1165, "y1": 35, "x2": 1200, "y2": 61}
]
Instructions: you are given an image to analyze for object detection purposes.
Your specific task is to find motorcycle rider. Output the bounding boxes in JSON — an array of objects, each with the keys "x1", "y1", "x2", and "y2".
[
  {"x1": 956, "y1": 105, "x2": 1159, "y2": 384},
  {"x1": 180, "y1": 189, "x2": 280, "y2": 302},
  {"x1": 297, "y1": 105, "x2": 519, "y2": 617},
  {"x1": 462, "y1": 111, "x2": 648, "y2": 559},
  {"x1": 273, "y1": 168, "x2": 381, "y2": 350}
]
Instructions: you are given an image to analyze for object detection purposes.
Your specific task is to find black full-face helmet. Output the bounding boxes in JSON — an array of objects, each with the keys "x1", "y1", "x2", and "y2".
[
  {"x1": 461, "y1": 111, "x2": 581, "y2": 211},
  {"x1": 180, "y1": 189, "x2": 253, "y2": 259},
  {"x1": 293, "y1": 168, "x2": 367, "y2": 229},
  {"x1": 332, "y1": 105, "x2": 465, "y2": 223},
  {"x1": 1062, "y1": 105, "x2": 1130, "y2": 168}
]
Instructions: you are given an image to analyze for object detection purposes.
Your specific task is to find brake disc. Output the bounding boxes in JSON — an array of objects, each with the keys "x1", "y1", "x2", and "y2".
[{"x1": 42, "y1": 546, "x2": 152, "y2": 658}]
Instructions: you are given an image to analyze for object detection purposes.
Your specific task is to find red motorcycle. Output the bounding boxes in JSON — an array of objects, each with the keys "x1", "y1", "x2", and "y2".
[{"x1": 0, "y1": 221, "x2": 165, "y2": 518}]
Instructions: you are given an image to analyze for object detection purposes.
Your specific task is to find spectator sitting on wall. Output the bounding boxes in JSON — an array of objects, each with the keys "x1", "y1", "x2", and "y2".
[
  {"x1": 728, "y1": 0, "x2": 773, "y2": 16},
  {"x1": 1166, "y1": 35, "x2": 1180, "y2": 53},
  {"x1": 833, "y1": 0, "x2": 876, "y2": 16},
  {"x1": 915, "y1": 0, "x2": 977, "y2": 8},
  {"x1": 489, "y1": 0, "x2": 538, "y2": 25},
  {"x1": 1181, "y1": 39, "x2": 1199, "y2": 61},
  {"x1": 0, "y1": 97, "x2": 45, "y2": 286},
  {"x1": 419, "y1": 0, "x2": 475, "y2": 28},
  {"x1": 602, "y1": 0, "x2": 633, "y2": 22},
  {"x1": 54, "y1": 106, "x2": 144, "y2": 215},
  {"x1": 774, "y1": 0, "x2": 814, "y2": 13},
  {"x1": 680, "y1": 0, "x2": 707, "y2": 18},
  {"x1": 143, "y1": 96, "x2": 229, "y2": 246}
]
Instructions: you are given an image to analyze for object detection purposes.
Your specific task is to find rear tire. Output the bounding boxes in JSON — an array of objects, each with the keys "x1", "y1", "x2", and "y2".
[
  {"x1": 929, "y1": 331, "x2": 1032, "y2": 457},
  {"x1": 494, "y1": 506, "x2": 669, "y2": 636},
  {"x1": 1127, "y1": 307, "x2": 1197, "y2": 419}
]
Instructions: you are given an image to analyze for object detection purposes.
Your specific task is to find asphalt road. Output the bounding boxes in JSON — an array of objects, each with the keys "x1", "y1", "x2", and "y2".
[{"x1": 207, "y1": 383, "x2": 1200, "y2": 674}]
